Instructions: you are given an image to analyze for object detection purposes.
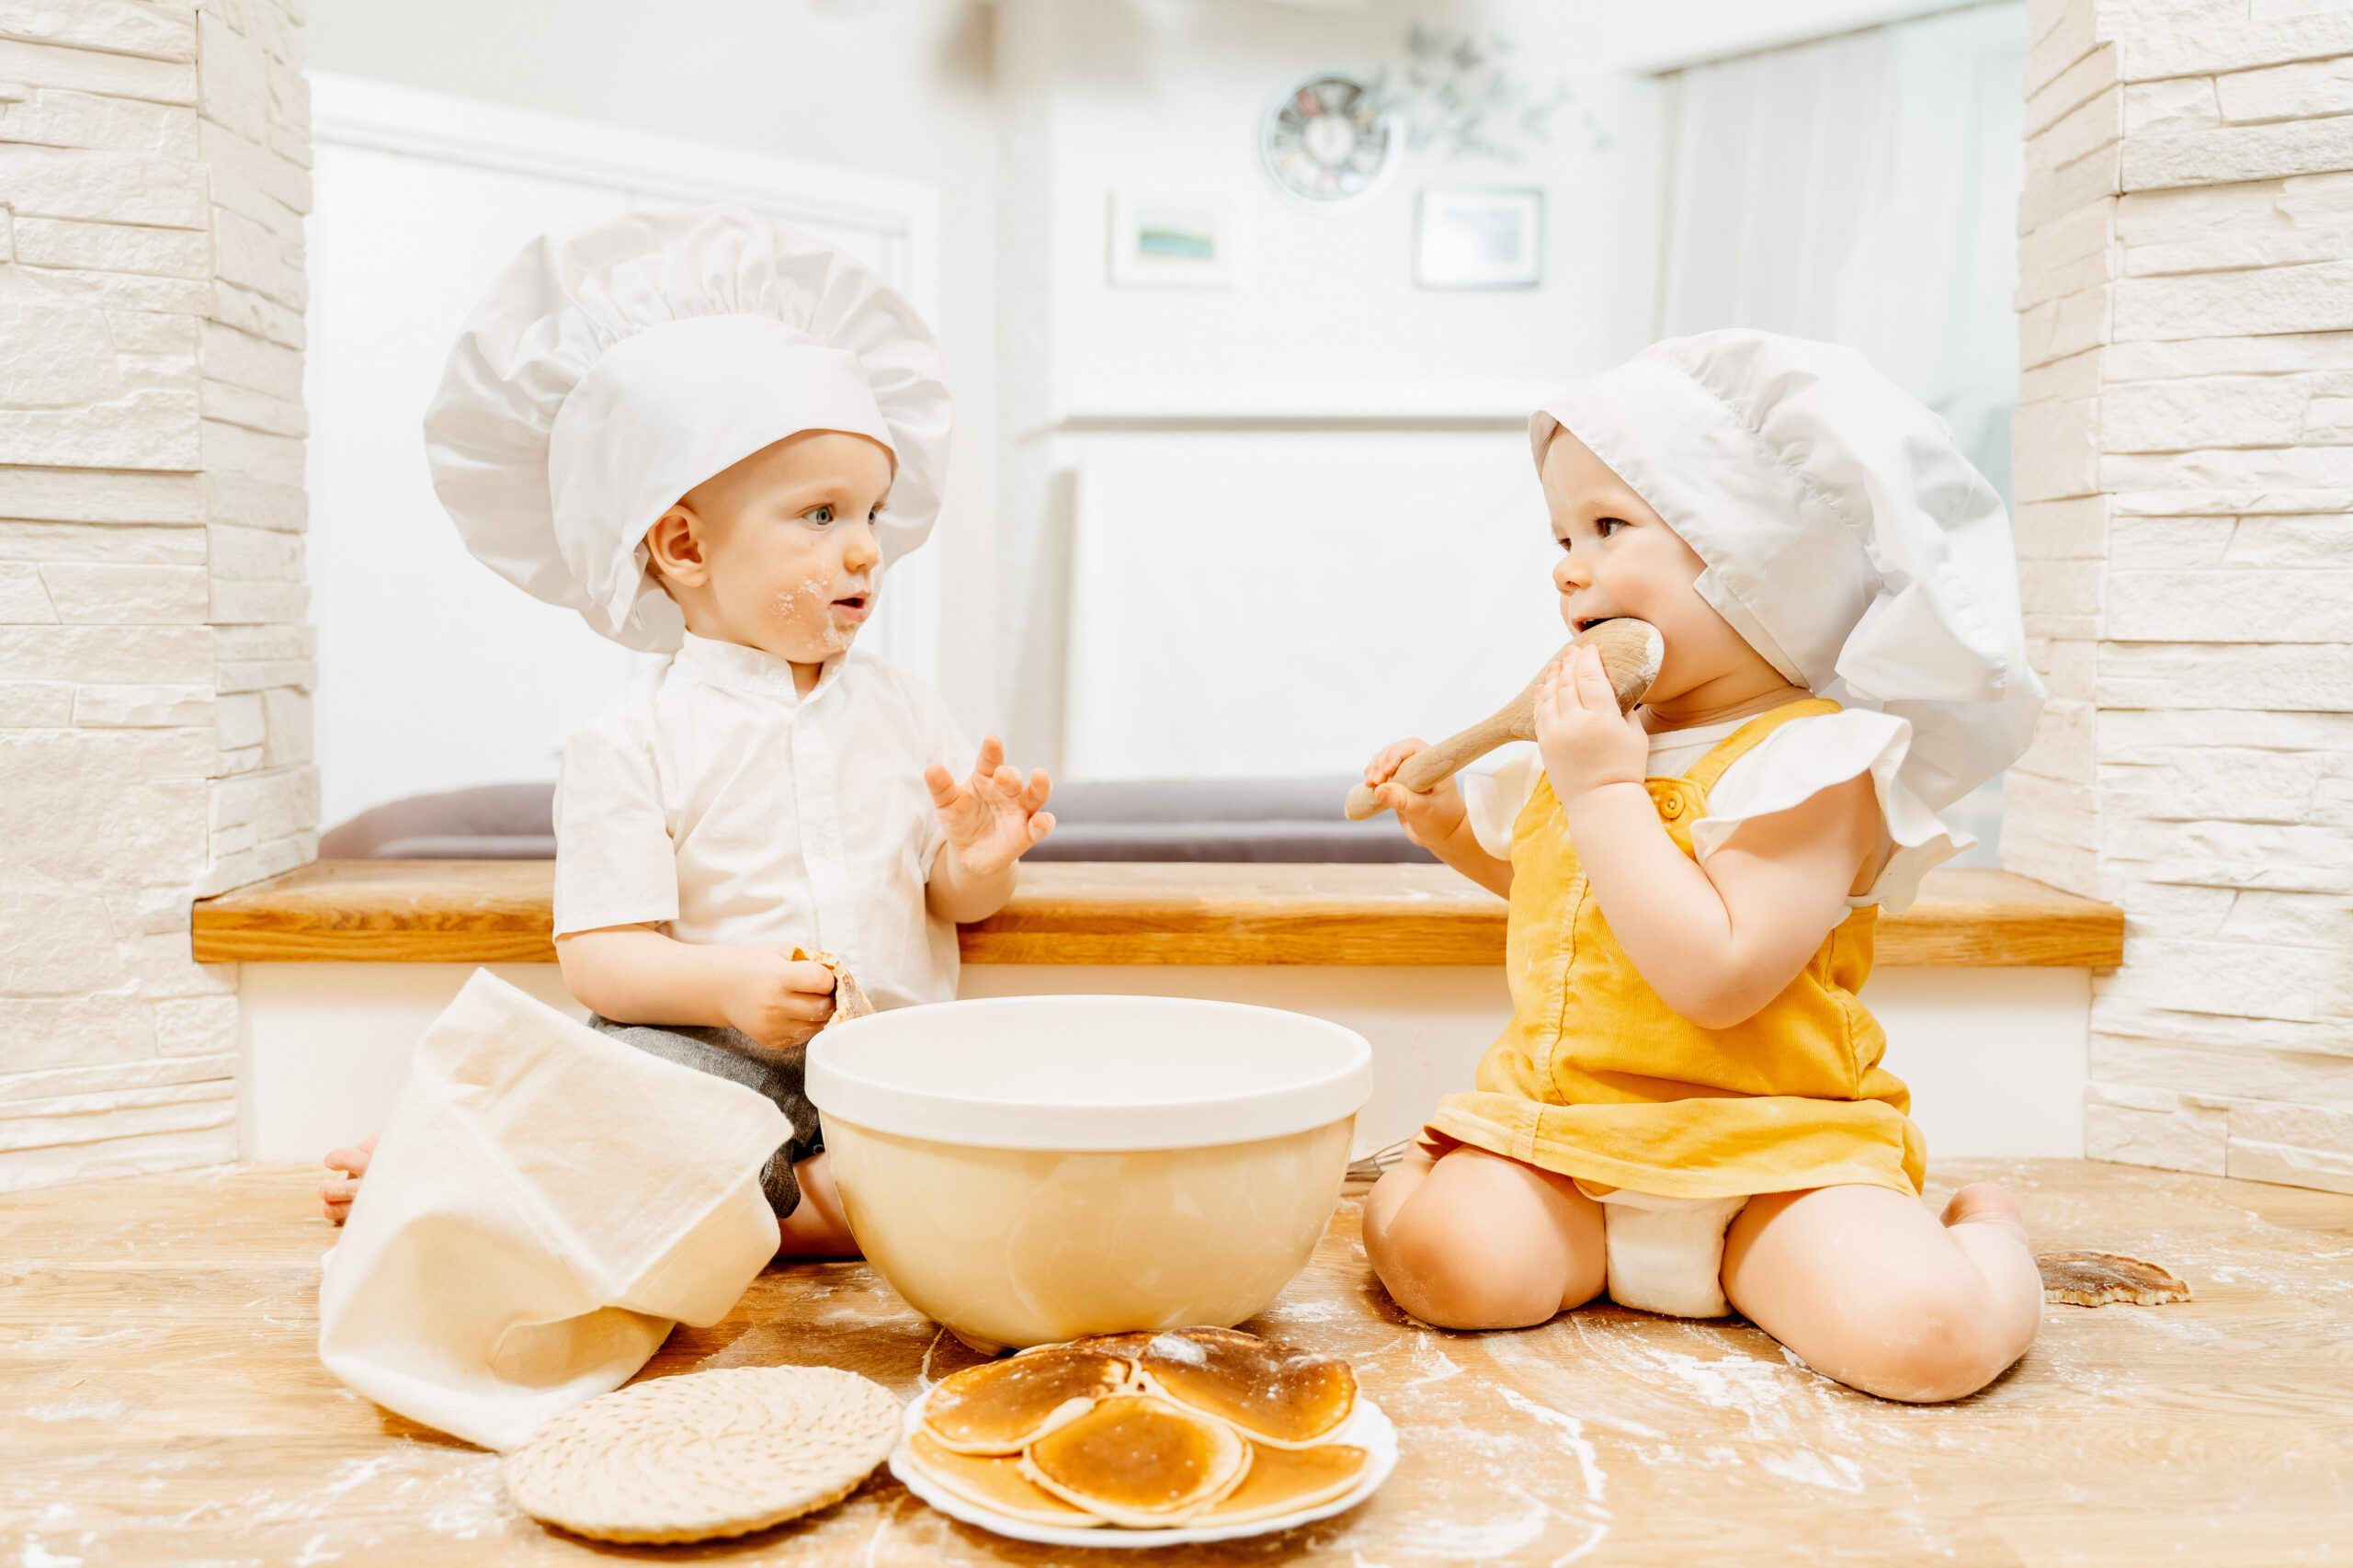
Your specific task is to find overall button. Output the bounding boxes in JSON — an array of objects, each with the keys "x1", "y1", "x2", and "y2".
[{"x1": 1660, "y1": 797, "x2": 1684, "y2": 819}]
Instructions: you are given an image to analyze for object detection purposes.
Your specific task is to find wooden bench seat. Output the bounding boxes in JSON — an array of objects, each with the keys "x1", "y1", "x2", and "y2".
[{"x1": 193, "y1": 861, "x2": 2123, "y2": 969}]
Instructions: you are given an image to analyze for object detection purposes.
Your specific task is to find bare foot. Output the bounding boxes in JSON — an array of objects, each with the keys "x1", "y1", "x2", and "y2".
[
  {"x1": 1941, "y1": 1181, "x2": 2029, "y2": 1246},
  {"x1": 320, "y1": 1133, "x2": 378, "y2": 1225}
]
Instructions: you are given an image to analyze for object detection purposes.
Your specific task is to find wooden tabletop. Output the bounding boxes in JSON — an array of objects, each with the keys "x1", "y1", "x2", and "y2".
[
  {"x1": 191, "y1": 859, "x2": 2123, "y2": 968},
  {"x1": 6, "y1": 1159, "x2": 2348, "y2": 1564}
]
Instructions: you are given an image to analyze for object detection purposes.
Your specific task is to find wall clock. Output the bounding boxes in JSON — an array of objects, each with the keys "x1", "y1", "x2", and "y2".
[{"x1": 1259, "y1": 72, "x2": 1395, "y2": 213}]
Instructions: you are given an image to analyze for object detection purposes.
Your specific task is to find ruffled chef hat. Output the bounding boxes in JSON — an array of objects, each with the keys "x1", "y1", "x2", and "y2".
[
  {"x1": 424, "y1": 205, "x2": 950, "y2": 653},
  {"x1": 1532, "y1": 330, "x2": 2043, "y2": 812}
]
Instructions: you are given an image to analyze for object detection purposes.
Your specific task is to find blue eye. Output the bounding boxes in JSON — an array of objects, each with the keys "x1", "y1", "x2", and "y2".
[{"x1": 804, "y1": 505, "x2": 834, "y2": 525}]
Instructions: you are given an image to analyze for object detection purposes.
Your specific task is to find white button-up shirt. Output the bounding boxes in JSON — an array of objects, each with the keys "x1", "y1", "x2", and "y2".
[{"x1": 552, "y1": 633, "x2": 976, "y2": 1009}]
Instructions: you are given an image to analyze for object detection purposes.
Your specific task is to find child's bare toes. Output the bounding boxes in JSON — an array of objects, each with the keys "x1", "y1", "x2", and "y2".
[
  {"x1": 319, "y1": 1133, "x2": 380, "y2": 1224},
  {"x1": 1940, "y1": 1181, "x2": 2027, "y2": 1243}
]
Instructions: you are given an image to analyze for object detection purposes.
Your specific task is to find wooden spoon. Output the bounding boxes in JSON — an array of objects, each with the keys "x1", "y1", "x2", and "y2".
[{"x1": 1344, "y1": 618, "x2": 1664, "y2": 822}]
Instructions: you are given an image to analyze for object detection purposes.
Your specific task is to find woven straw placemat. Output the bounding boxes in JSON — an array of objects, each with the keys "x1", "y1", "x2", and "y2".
[{"x1": 505, "y1": 1367, "x2": 902, "y2": 1543}]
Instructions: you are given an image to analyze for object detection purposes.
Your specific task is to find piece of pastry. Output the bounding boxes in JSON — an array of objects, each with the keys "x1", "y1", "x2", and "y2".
[
  {"x1": 1127, "y1": 1327, "x2": 1358, "y2": 1449},
  {"x1": 2038, "y1": 1250, "x2": 2192, "y2": 1306},
  {"x1": 791, "y1": 947, "x2": 874, "y2": 1023},
  {"x1": 1197, "y1": 1441, "x2": 1370, "y2": 1526},
  {"x1": 1018, "y1": 1393, "x2": 1251, "y2": 1528},
  {"x1": 901, "y1": 1429, "x2": 1101, "y2": 1528},
  {"x1": 920, "y1": 1346, "x2": 1132, "y2": 1455}
]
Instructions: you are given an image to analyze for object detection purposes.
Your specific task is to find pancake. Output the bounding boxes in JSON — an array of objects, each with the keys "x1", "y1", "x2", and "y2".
[
  {"x1": 1199, "y1": 1441, "x2": 1370, "y2": 1526},
  {"x1": 1062, "y1": 1332, "x2": 1158, "y2": 1358},
  {"x1": 921, "y1": 1347, "x2": 1132, "y2": 1454},
  {"x1": 1018, "y1": 1393, "x2": 1251, "y2": 1528},
  {"x1": 1129, "y1": 1328, "x2": 1358, "y2": 1449},
  {"x1": 2038, "y1": 1250, "x2": 2192, "y2": 1306},
  {"x1": 901, "y1": 1429, "x2": 1101, "y2": 1528}
]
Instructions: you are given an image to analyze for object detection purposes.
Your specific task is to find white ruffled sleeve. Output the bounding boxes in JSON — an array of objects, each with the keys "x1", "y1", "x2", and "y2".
[
  {"x1": 1689, "y1": 710, "x2": 1967, "y2": 914},
  {"x1": 1459, "y1": 742, "x2": 1543, "y2": 861}
]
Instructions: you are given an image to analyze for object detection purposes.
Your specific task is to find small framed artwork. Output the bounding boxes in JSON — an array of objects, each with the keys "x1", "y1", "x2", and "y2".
[
  {"x1": 1415, "y1": 187, "x2": 1544, "y2": 290},
  {"x1": 1108, "y1": 192, "x2": 1244, "y2": 290}
]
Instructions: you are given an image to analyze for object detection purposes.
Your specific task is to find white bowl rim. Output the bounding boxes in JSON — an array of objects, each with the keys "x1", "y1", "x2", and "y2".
[{"x1": 806, "y1": 994, "x2": 1373, "y2": 1151}]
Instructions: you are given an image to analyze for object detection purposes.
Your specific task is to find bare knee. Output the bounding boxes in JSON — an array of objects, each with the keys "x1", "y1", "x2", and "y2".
[
  {"x1": 1819, "y1": 1276, "x2": 2025, "y2": 1403},
  {"x1": 1363, "y1": 1154, "x2": 1603, "y2": 1331}
]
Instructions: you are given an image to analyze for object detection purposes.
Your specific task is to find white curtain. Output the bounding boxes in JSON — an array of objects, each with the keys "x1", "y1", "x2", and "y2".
[{"x1": 1655, "y1": 1, "x2": 2025, "y2": 499}]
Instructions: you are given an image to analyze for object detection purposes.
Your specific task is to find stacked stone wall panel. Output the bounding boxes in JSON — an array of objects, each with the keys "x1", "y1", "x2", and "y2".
[
  {"x1": 0, "y1": 0, "x2": 311, "y2": 1189},
  {"x1": 2009, "y1": 0, "x2": 2353, "y2": 1193}
]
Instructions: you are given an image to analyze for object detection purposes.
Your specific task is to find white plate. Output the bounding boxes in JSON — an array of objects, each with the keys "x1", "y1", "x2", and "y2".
[{"x1": 887, "y1": 1388, "x2": 1397, "y2": 1548}]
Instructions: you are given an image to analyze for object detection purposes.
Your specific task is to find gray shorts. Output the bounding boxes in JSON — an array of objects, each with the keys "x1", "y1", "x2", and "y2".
[{"x1": 585, "y1": 1016, "x2": 824, "y2": 1219}]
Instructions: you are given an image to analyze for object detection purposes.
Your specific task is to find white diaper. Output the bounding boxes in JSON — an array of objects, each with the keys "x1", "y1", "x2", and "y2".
[{"x1": 1574, "y1": 1183, "x2": 1750, "y2": 1319}]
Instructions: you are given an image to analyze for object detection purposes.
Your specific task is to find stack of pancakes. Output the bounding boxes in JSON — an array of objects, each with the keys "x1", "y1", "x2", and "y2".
[{"x1": 902, "y1": 1327, "x2": 1370, "y2": 1530}]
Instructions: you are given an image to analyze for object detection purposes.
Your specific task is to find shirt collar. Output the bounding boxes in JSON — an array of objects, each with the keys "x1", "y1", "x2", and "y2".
[{"x1": 674, "y1": 632, "x2": 846, "y2": 704}]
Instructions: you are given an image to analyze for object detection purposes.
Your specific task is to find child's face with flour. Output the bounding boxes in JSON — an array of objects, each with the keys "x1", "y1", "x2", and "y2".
[
  {"x1": 1540, "y1": 428, "x2": 1797, "y2": 722},
  {"x1": 643, "y1": 429, "x2": 893, "y2": 678}
]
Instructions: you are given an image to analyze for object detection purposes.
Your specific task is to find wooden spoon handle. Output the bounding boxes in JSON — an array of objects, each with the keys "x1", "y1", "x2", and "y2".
[{"x1": 1344, "y1": 619, "x2": 1663, "y2": 822}]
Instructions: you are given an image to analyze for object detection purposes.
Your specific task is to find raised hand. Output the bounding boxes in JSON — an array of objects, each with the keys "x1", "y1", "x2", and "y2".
[
  {"x1": 926, "y1": 734, "x2": 1055, "y2": 879},
  {"x1": 1535, "y1": 642, "x2": 1649, "y2": 806}
]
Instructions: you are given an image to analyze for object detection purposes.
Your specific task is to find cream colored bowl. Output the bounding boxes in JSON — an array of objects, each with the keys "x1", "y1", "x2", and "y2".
[{"x1": 807, "y1": 995, "x2": 1372, "y2": 1354}]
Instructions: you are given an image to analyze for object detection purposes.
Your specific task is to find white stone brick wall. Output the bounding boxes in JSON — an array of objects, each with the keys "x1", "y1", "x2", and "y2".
[
  {"x1": 2013, "y1": 0, "x2": 2353, "y2": 1192},
  {"x1": 0, "y1": 0, "x2": 312, "y2": 1191}
]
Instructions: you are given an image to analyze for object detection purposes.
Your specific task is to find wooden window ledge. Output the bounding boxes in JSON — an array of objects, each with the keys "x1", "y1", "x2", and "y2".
[{"x1": 192, "y1": 861, "x2": 2123, "y2": 969}]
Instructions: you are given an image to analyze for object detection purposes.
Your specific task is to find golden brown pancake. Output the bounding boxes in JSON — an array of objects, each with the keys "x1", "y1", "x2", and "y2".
[
  {"x1": 1062, "y1": 1332, "x2": 1159, "y2": 1358},
  {"x1": 902, "y1": 1429, "x2": 1102, "y2": 1528},
  {"x1": 1129, "y1": 1328, "x2": 1358, "y2": 1449},
  {"x1": 921, "y1": 1347, "x2": 1131, "y2": 1454},
  {"x1": 1019, "y1": 1393, "x2": 1250, "y2": 1527},
  {"x1": 1199, "y1": 1442, "x2": 1370, "y2": 1525},
  {"x1": 2038, "y1": 1250, "x2": 2192, "y2": 1306}
]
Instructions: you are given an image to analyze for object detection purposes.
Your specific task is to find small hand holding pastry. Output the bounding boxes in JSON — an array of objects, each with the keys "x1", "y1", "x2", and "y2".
[
  {"x1": 1534, "y1": 642, "x2": 1650, "y2": 807},
  {"x1": 926, "y1": 736, "x2": 1055, "y2": 923},
  {"x1": 717, "y1": 948, "x2": 839, "y2": 1051}
]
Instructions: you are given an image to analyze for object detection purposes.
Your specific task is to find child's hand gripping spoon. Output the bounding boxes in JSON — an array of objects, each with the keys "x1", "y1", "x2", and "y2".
[{"x1": 1344, "y1": 618, "x2": 1665, "y2": 822}]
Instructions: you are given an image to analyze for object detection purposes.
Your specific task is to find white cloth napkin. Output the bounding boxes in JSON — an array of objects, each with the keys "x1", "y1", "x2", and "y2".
[{"x1": 316, "y1": 969, "x2": 788, "y2": 1451}]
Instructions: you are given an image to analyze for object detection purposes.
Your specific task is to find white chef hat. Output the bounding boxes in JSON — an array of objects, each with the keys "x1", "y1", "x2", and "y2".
[
  {"x1": 1532, "y1": 330, "x2": 2042, "y2": 811},
  {"x1": 424, "y1": 205, "x2": 950, "y2": 653}
]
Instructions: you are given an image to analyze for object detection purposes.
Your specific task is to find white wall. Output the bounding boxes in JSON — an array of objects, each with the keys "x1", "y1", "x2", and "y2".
[
  {"x1": 0, "y1": 0, "x2": 314, "y2": 1191},
  {"x1": 2006, "y1": 0, "x2": 2353, "y2": 1196},
  {"x1": 995, "y1": 0, "x2": 1665, "y2": 767}
]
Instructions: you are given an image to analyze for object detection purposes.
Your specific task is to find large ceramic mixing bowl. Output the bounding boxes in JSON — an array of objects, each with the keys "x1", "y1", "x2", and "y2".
[{"x1": 806, "y1": 994, "x2": 1372, "y2": 1353}]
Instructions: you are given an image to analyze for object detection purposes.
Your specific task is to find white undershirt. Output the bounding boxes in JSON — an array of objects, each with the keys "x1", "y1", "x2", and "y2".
[{"x1": 1459, "y1": 710, "x2": 1967, "y2": 913}]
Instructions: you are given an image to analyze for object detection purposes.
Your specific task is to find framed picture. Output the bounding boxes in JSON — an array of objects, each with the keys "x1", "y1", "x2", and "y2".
[
  {"x1": 1415, "y1": 187, "x2": 1544, "y2": 290},
  {"x1": 1108, "y1": 192, "x2": 1244, "y2": 290}
]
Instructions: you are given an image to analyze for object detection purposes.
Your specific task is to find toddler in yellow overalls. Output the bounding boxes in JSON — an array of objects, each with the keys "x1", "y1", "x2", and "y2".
[{"x1": 1360, "y1": 332, "x2": 2049, "y2": 1403}]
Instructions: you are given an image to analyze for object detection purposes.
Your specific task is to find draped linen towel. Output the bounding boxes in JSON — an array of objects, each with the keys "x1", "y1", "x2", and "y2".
[{"x1": 317, "y1": 969, "x2": 787, "y2": 1450}]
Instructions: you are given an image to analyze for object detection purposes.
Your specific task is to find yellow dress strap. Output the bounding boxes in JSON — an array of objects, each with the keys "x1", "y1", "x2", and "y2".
[{"x1": 1681, "y1": 698, "x2": 1842, "y2": 794}]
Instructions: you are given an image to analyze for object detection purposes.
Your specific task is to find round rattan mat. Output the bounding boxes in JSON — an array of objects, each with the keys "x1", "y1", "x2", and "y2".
[{"x1": 505, "y1": 1367, "x2": 902, "y2": 1543}]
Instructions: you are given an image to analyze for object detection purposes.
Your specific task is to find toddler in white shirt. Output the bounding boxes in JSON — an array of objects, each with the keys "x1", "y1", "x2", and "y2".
[{"x1": 321, "y1": 206, "x2": 1053, "y2": 1256}]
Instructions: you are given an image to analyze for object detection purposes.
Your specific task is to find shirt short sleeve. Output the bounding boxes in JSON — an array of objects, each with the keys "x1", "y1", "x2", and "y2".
[
  {"x1": 1691, "y1": 710, "x2": 1966, "y2": 914},
  {"x1": 552, "y1": 719, "x2": 679, "y2": 937}
]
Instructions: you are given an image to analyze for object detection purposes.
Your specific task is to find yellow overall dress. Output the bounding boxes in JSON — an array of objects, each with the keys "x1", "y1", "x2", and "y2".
[{"x1": 1424, "y1": 699, "x2": 1927, "y2": 1201}]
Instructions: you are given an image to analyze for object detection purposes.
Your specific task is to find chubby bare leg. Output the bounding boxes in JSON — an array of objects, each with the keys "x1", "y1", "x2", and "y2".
[
  {"x1": 1722, "y1": 1180, "x2": 2041, "y2": 1403},
  {"x1": 319, "y1": 1133, "x2": 377, "y2": 1224},
  {"x1": 775, "y1": 1150, "x2": 860, "y2": 1259},
  {"x1": 1363, "y1": 1145, "x2": 1607, "y2": 1329}
]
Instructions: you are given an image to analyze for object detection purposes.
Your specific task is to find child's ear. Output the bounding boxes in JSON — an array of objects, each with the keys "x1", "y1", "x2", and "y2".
[{"x1": 643, "y1": 506, "x2": 710, "y2": 589}]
